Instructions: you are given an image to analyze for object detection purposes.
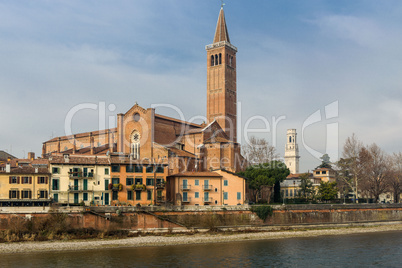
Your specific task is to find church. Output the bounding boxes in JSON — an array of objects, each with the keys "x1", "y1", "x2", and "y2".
[{"x1": 42, "y1": 7, "x2": 248, "y2": 206}]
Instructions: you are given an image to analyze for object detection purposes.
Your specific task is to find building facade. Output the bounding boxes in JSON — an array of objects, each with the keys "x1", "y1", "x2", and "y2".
[
  {"x1": 39, "y1": 7, "x2": 247, "y2": 207},
  {"x1": 49, "y1": 155, "x2": 111, "y2": 206},
  {"x1": 0, "y1": 163, "x2": 50, "y2": 206},
  {"x1": 284, "y1": 129, "x2": 300, "y2": 174}
]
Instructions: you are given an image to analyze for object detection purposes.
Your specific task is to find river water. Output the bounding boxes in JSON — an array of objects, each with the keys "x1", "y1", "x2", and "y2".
[{"x1": 1, "y1": 231, "x2": 401, "y2": 267}]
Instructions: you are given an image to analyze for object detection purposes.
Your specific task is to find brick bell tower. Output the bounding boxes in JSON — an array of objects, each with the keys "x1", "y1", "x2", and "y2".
[{"x1": 206, "y1": 6, "x2": 238, "y2": 142}]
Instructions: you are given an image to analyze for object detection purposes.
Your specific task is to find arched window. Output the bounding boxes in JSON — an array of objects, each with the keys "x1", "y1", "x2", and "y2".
[
  {"x1": 229, "y1": 56, "x2": 233, "y2": 66},
  {"x1": 211, "y1": 55, "x2": 215, "y2": 67},
  {"x1": 131, "y1": 131, "x2": 140, "y2": 159},
  {"x1": 219, "y1": 53, "x2": 222, "y2": 65},
  {"x1": 289, "y1": 136, "x2": 292, "y2": 143},
  {"x1": 215, "y1": 54, "x2": 218, "y2": 66}
]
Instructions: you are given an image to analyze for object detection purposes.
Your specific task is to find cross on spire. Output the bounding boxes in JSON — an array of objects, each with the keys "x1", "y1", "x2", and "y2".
[{"x1": 221, "y1": 0, "x2": 225, "y2": 8}]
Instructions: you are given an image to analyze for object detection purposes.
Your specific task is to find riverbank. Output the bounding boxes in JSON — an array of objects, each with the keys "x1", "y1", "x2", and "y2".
[{"x1": 1, "y1": 223, "x2": 401, "y2": 254}]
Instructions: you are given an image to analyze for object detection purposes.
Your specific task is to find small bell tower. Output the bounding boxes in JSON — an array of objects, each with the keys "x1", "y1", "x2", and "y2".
[{"x1": 284, "y1": 129, "x2": 300, "y2": 174}]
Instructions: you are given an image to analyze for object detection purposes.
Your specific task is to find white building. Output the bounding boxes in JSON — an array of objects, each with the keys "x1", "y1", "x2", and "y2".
[
  {"x1": 49, "y1": 155, "x2": 111, "y2": 206},
  {"x1": 284, "y1": 129, "x2": 300, "y2": 174}
]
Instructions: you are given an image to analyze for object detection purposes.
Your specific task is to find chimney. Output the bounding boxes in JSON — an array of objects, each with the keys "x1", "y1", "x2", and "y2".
[
  {"x1": 73, "y1": 136, "x2": 77, "y2": 154},
  {"x1": 6, "y1": 163, "x2": 10, "y2": 173},
  {"x1": 57, "y1": 138, "x2": 61, "y2": 153},
  {"x1": 35, "y1": 167, "x2": 38, "y2": 173},
  {"x1": 90, "y1": 132, "x2": 94, "y2": 155},
  {"x1": 15, "y1": 160, "x2": 19, "y2": 167},
  {"x1": 64, "y1": 154, "x2": 70, "y2": 163},
  {"x1": 28, "y1": 152, "x2": 35, "y2": 160},
  {"x1": 42, "y1": 144, "x2": 46, "y2": 157},
  {"x1": 111, "y1": 133, "x2": 116, "y2": 153}
]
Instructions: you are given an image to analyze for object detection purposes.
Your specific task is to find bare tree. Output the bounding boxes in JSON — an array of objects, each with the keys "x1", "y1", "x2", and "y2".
[
  {"x1": 242, "y1": 136, "x2": 279, "y2": 165},
  {"x1": 335, "y1": 134, "x2": 364, "y2": 203},
  {"x1": 360, "y1": 144, "x2": 390, "y2": 203},
  {"x1": 388, "y1": 153, "x2": 402, "y2": 203}
]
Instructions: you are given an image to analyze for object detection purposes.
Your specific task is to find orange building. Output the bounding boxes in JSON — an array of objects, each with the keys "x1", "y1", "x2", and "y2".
[{"x1": 41, "y1": 7, "x2": 248, "y2": 206}]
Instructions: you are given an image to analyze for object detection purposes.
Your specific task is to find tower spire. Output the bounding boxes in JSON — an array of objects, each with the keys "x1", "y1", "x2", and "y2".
[
  {"x1": 206, "y1": 7, "x2": 238, "y2": 142},
  {"x1": 213, "y1": 6, "x2": 230, "y2": 43}
]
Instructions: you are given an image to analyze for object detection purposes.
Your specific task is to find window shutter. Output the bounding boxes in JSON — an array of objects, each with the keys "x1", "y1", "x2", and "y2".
[
  {"x1": 9, "y1": 176, "x2": 11, "y2": 184},
  {"x1": 9, "y1": 191, "x2": 11, "y2": 199},
  {"x1": 29, "y1": 177, "x2": 32, "y2": 184},
  {"x1": 45, "y1": 177, "x2": 48, "y2": 184},
  {"x1": 29, "y1": 191, "x2": 32, "y2": 199},
  {"x1": 37, "y1": 177, "x2": 40, "y2": 184},
  {"x1": 45, "y1": 191, "x2": 48, "y2": 199},
  {"x1": 17, "y1": 177, "x2": 20, "y2": 184},
  {"x1": 17, "y1": 191, "x2": 20, "y2": 199}
]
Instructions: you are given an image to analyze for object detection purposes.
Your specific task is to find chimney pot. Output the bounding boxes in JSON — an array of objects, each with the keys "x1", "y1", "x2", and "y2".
[{"x1": 6, "y1": 163, "x2": 10, "y2": 173}]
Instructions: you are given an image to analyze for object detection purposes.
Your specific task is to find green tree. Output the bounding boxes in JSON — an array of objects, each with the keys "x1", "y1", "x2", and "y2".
[
  {"x1": 242, "y1": 161, "x2": 289, "y2": 203},
  {"x1": 298, "y1": 173, "x2": 315, "y2": 202},
  {"x1": 318, "y1": 181, "x2": 338, "y2": 202},
  {"x1": 317, "y1": 154, "x2": 332, "y2": 169}
]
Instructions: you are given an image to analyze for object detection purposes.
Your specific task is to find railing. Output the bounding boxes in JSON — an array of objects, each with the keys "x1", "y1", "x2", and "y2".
[
  {"x1": 69, "y1": 172, "x2": 94, "y2": 178},
  {"x1": 68, "y1": 185, "x2": 93, "y2": 192},
  {"x1": 181, "y1": 185, "x2": 191, "y2": 191},
  {"x1": 156, "y1": 182, "x2": 166, "y2": 189},
  {"x1": 203, "y1": 185, "x2": 213, "y2": 191},
  {"x1": 156, "y1": 196, "x2": 165, "y2": 203},
  {"x1": 182, "y1": 197, "x2": 191, "y2": 203},
  {"x1": 203, "y1": 197, "x2": 213, "y2": 203},
  {"x1": 133, "y1": 184, "x2": 147, "y2": 191},
  {"x1": 205, "y1": 41, "x2": 238, "y2": 51},
  {"x1": 69, "y1": 172, "x2": 82, "y2": 178}
]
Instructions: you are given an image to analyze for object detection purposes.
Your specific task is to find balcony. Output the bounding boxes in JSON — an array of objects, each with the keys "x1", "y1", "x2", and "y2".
[
  {"x1": 182, "y1": 197, "x2": 191, "y2": 203},
  {"x1": 68, "y1": 185, "x2": 93, "y2": 192},
  {"x1": 69, "y1": 172, "x2": 82, "y2": 178},
  {"x1": 156, "y1": 181, "x2": 166, "y2": 189},
  {"x1": 133, "y1": 184, "x2": 147, "y2": 191},
  {"x1": 69, "y1": 172, "x2": 94, "y2": 179},
  {"x1": 203, "y1": 197, "x2": 213, "y2": 203},
  {"x1": 156, "y1": 196, "x2": 165, "y2": 203},
  {"x1": 181, "y1": 185, "x2": 191, "y2": 191},
  {"x1": 108, "y1": 183, "x2": 123, "y2": 191},
  {"x1": 203, "y1": 185, "x2": 213, "y2": 191}
]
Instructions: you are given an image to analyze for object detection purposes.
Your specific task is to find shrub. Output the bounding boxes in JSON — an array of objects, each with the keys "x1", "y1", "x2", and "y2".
[{"x1": 250, "y1": 205, "x2": 273, "y2": 221}]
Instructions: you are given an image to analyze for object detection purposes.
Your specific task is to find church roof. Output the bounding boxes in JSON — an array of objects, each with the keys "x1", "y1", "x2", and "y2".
[
  {"x1": 168, "y1": 147, "x2": 196, "y2": 158},
  {"x1": 213, "y1": 7, "x2": 230, "y2": 43},
  {"x1": 44, "y1": 128, "x2": 117, "y2": 143},
  {"x1": 0, "y1": 151, "x2": 16, "y2": 161}
]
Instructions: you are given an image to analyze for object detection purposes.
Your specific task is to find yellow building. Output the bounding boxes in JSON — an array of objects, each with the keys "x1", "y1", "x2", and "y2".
[
  {"x1": 0, "y1": 163, "x2": 50, "y2": 206},
  {"x1": 313, "y1": 168, "x2": 336, "y2": 183}
]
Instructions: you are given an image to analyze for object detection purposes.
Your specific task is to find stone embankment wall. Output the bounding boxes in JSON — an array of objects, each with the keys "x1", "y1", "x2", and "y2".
[
  {"x1": 0, "y1": 204, "x2": 401, "y2": 231},
  {"x1": 267, "y1": 204, "x2": 402, "y2": 225}
]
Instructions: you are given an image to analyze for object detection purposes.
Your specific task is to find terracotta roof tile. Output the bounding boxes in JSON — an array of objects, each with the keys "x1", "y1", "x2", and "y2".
[
  {"x1": 49, "y1": 155, "x2": 110, "y2": 165},
  {"x1": 44, "y1": 128, "x2": 117, "y2": 143},
  {"x1": 0, "y1": 166, "x2": 49, "y2": 175},
  {"x1": 155, "y1": 114, "x2": 202, "y2": 128},
  {"x1": 168, "y1": 172, "x2": 222, "y2": 177},
  {"x1": 168, "y1": 147, "x2": 196, "y2": 158}
]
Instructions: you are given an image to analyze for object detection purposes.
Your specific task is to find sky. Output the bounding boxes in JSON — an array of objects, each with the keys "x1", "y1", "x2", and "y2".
[{"x1": 1, "y1": 0, "x2": 402, "y2": 172}]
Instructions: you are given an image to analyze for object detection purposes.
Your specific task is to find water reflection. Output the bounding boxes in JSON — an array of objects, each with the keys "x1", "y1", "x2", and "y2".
[{"x1": 0, "y1": 231, "x2": 401, "y2": 267}]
